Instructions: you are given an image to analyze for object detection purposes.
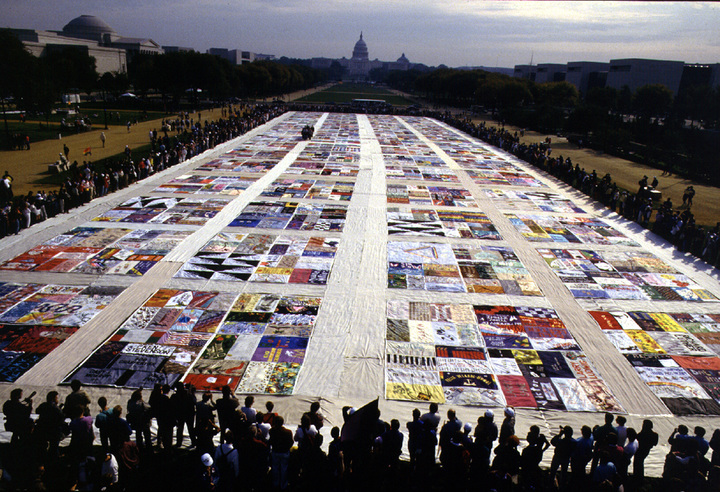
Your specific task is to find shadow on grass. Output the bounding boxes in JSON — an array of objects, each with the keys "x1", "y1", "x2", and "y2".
[{"x1": 30, "y1": 144, "x2": 154, "y2": 189}]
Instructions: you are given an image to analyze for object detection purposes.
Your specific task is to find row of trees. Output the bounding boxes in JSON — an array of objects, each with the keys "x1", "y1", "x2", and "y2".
[
  {"x1": 0, "y1": 29, "x2": 327, "y2": 116},
  {"x1": 374, "y1": 66, "x2": 720, "y2": 181},
  {"x1": 128, "y1": 52, "x2": 325, "y2": 102}
]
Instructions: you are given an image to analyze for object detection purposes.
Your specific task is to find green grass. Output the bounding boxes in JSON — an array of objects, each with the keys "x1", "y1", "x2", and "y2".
[
  {"x1": 32, "y1": 143, "x2": 154, "y2": 188},
  {"x1": 0, "y1": 108, "x2": 167, "y2": 147},
  {"x1": 0, "y1": 121, "x2": 65, "y2": 148},
  {"x1": 295, "y1": 82, "x2": 416, "y2": 106},
  {"x1": 297, "y1": 90, "x2": 415, "y2": 106},
  {"x1": 321, "y1": 83, "x2": 396, "y2": 95},
  {"x1": 2, "y1": 108, "x2": 165, "y2": 125}
]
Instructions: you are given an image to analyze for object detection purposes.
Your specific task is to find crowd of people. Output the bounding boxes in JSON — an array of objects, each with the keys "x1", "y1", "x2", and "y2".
[
  {"x1": 0, "y1": 104, "x2": 284, "y2": 240},
  {"x1": 437, "y1": 114, "x2": 720, "y2": 269},
  {"x1": 2, "y1": 383, "x2": 720, "y2": 491}
]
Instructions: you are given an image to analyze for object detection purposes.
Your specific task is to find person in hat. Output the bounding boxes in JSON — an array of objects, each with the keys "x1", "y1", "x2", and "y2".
[
  {"x1": 499, "y1": 407, "x2": 515, "y2": 446},
  {"x1": 198, "y1": 453, "x2": 218, "y2": 491},
  {"x1": 474, "y1": 410, "x2": 498, "y2": 449}
]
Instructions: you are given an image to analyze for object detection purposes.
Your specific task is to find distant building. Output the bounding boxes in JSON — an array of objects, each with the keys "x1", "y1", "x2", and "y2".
[
  {"x1": 6, "y1": 14, "x2": 167, "y2": 74},
  {"x1": 207, "y1": 48, "x2": 270, "y2": 65},
  {"x1": 346, "y1": 32, "x2": 372, "y2": 80},
  {"x1": 9, "y1": 27, "x2": 127, "y2": 74},
  {"x1": 513, "y1": 64, "x2": 537, "y2": 81},
  {"x1": 606, "y1": 58, "x2": 685, "y2": 95},
  {"x1": 457, "y1": 66, "x2": 514, "y2": 76},
  {"x1": 162, "y1": 46, "x2": 195, "y2": 53},
  {"x1": 534, "y1": 63, "x2": 566, "y2": 84},
  {"x1": 310, "y1": 57, "x2": 335, "y2": 69},
  {"x1": 565, "y1": 61, "x2": 609, "y2": 96},
  {"x1": 61, "y1": 15, "x2": 162, "y2": 58},
  {"x1": 679, "y1": 63, "x2": 720, "y2": 93}
]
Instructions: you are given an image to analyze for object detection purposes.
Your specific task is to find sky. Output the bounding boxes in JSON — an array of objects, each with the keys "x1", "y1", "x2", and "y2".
[{"x1": 2, "y1": 1, "x2": 719, "y2": 68}]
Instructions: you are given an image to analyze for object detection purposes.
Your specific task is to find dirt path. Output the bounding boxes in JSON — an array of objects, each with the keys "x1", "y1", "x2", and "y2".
[
  {"x1": 0, "y1": 108, "x2": 223, "y2": 197},
  {"x1": 0, "y1": 85, "x2": 335, "y2": 198},
  {"x1": 5, "y1": 86, "x2": 716, "y2": 228},
  {"x1": 471, "y1": 116, "x2": 720, "y2": 228}
]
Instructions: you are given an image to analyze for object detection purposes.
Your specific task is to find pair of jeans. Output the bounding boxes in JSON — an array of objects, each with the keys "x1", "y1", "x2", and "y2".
[{"x1": 271, "y1": 451, "x2": 290, "y2": 490}]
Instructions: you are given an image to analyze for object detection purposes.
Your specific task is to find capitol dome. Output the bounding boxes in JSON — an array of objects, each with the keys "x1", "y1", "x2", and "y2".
[
  {"x1": 62, "y1": 15, "x2": 117, "y2": 42},
  {"x1": 351, "y1": 32, "x2": 369, "y2": 61}
]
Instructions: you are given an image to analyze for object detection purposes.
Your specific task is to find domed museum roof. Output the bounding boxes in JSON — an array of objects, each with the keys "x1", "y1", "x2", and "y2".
[
  {"x1": 62, "y1": 15, "x2": 117, "y2": 38},
  {"x1": 352, "y1": 32, "x2": 369, "y2": 61}
]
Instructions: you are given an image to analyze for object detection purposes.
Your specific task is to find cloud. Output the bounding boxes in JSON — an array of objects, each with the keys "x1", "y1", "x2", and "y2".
[{"x1": 1, "y1": 0, "x2": 719, "y2": 67}]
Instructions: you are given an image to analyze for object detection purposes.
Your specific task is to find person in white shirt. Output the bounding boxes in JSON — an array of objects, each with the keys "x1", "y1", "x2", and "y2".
[
  {"x1": 100, "y1": 452, "x2": 119, "y2": 488},
  {"x1": 615, "y1": 415, "x2": 628, "y2": 447}
]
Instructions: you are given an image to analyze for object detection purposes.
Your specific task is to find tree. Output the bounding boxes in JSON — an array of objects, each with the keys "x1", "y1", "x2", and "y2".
[
  {"x1": 633, "y1": 84, "x2": 673, "y2": 120},
  {"x1": 0, "y1": 29, "x2": 41, "y2": 143},
  {"x1": 618, "y1": 85, "x2": 633, "y2": 114},
  {"x1": 44, "y1": 46, "x2": 98, "y2": 95},
  {"x1": 585, "y1": 87, "x2": 618, "y2": 112},
  {"x1": 328, "y1": 61, "x2": 346, "y2": 81},
  {"x1": 498, "y1": 80, "x2": 533, "y2": 108},
  {"x1": 537, "y1": 81, "x2": 579, "y2": 108}
]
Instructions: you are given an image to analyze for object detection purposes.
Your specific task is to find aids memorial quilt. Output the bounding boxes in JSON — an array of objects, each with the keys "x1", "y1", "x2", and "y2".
[
  {"x1": 388, "y1": 241, "x2": 541, "y2": 295},
  {"x1": 539, "y1": 249, "x2": 718, "y2": 301},
  {"x1": 484, "y1": 189, "x2": 585, "y2": 214},
  {"x1": 385, "y1": 300, "x2": 622, "y2": 412},
  {"x1": 175, "y1": 232, "x2": 338, "y2": 284},
  {"x1": 229, "y1": 201, "x2": 347, "y2": 232},
  {"x1": 91, "y1": 196, "x2": 230, "y2": 225},
  {"x1": 261, "y1": 179, "x2": 354, "y2": 201},
  {"x1": 0, "y1": 283, "x2": 123, "y2": 382},
  {"x1": 67, "y1": 289, "x2": 321, "y2": 394},
  {"x1": 387, "y1": 185, "x2": 477, "y2": 207},
  {"x1": 0, "y1": 227, "x2": 191, "y2": 275},
  {"x1": 152, "y1": 175, "x2": 257, "y2": 195},
  {"x1": 387, "y1": 208, "x2": 501, "y2": 240},
  {"x1": 590, "y1": 310, "x2": 720, "y2": 415},
  {"x1": 507, "y1": 214, "x2": 637, "y2": 246}
]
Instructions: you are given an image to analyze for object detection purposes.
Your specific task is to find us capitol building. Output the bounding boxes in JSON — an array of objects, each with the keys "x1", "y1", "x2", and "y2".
[{"x1": 311, "y1": 33, "x2": 416, "y2": 80}]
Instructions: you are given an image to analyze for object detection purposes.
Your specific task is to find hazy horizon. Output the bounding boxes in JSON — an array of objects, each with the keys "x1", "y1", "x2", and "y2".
[{"x1": 2, "y1": 1, "x2": 719, "y2": 68}]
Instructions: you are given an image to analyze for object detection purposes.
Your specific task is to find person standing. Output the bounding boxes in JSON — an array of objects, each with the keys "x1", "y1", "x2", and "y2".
[
  {"x1": 63, "y1": 143, "x2": 70, "y2": 159},
  {"x1": 170, "y1": 382, "x2": 192, "y2": 447},
  {"x1": 95, "y1": 397, "x2": 113, "y2": 452},
  {"x1": 107, "y1": 405, "x2": 132, "y2": 453},
  {"x1": 215, "y1": 385, "x2": 239, "y2": 442},
  {"x1": 420, "y1": 402, "x2": 441, "y2": 431},
  {"x1": 633, "y1": 419, "x2": 658, "y2": 483},
  {"x1": 35, "y1": 391, "x2": 66, "y2": 461},
  {"x1": 64, "y1": 379, "x2": 91, "y2": 419},
  {"x1": 240, "y1": 395, "x2": 257, "y2": 424},
  {"x1": 269, "y1": 416, "x2": 293, "y2": 491},
  {"x1": 571, "y1": 425, "x2": 594, "y2": 487},
  {"x1": 126, "y1": 389, "x2": 151, "y2": 450},
  {"x1": 68, "y1": 405, "x2": 94, "y2": 465},
  {"x1": 406, "y1": 408, "x2": 423, "y2": 468},
  {"x1": 303, "y1": 401, "x2": 325, "y2": 431},
  {"x1": 499, "y1": 407, "x2": 515, "y2": 446},
  {"x1": 100, "y1": 131, "x2": 106, "y2": 148},
  {"x1": 154, "y1": 384, "x2": 174, "y2": 451},
  {"x1": 439, "y1": 409, "x2": 462, "y2": 470},
  {"x1": 2, "y1": 388, "x2": 33, "y2": 448},
  {"x1": 549, "y1": 425, "x2": 575, "y2": 487}
]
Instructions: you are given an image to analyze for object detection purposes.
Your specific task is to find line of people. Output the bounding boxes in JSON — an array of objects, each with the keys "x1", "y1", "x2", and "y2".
[
  {"x1": 0, "y1": 104, "x2": 285, "y2": 241},
  {"x1": 435, "y1": 114, "x2": 720, "y2": 270},
  {"x1": 4, "y1": 381, "x2": 720, "y2": 491}
]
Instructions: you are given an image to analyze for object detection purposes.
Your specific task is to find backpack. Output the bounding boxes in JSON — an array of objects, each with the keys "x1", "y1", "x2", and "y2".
[{"x1": 216, "y1": 445, "x2": 234, "y2": 478}]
